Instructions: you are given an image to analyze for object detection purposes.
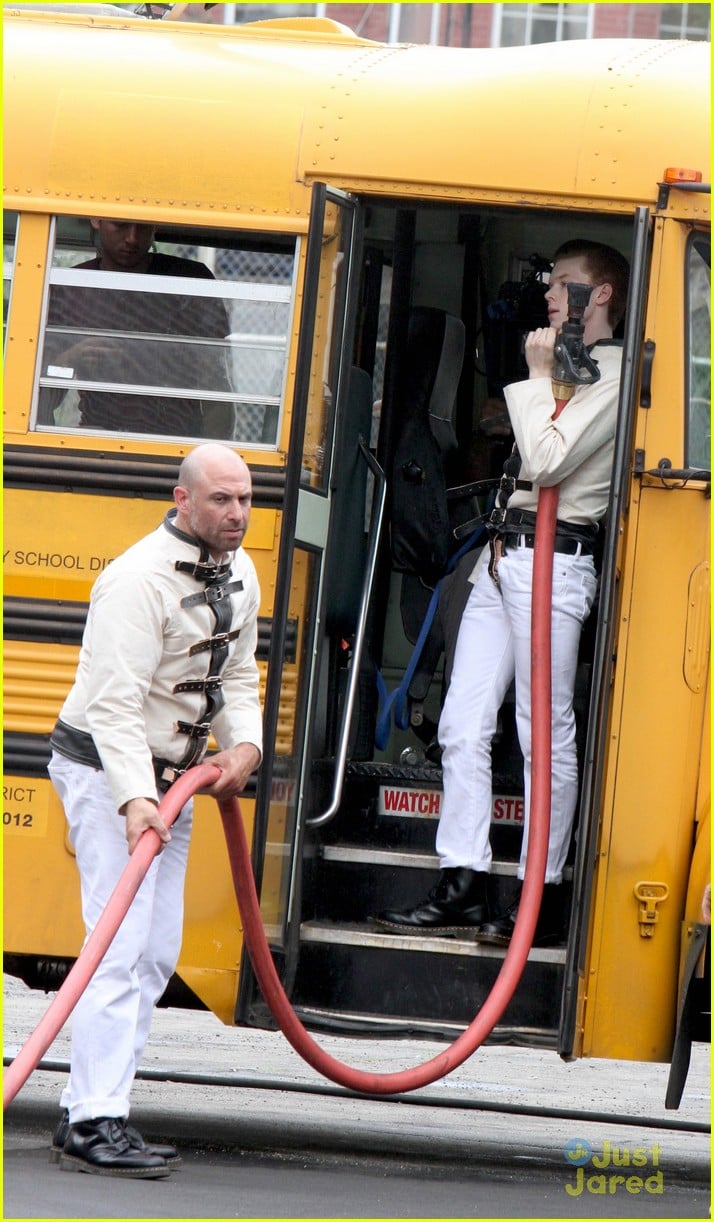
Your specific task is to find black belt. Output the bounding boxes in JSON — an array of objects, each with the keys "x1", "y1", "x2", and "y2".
[{"x1": 501, "y1": 532, "x2": 594, "y2": 556}]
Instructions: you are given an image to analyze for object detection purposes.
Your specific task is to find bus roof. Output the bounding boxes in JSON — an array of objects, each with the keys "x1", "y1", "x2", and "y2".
[{"x1": 4, "y1": 9, "x2": 710, "y2": 227}]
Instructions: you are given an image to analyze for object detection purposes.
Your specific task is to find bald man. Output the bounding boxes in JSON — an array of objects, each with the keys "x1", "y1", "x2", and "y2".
[{"x1": 47, "y1": 444, "x2": 262, "y2": 1177}]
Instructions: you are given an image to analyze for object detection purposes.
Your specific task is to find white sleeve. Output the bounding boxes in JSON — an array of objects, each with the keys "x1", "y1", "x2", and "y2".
[
  {"x1": 504, "y1": 350, "x2": 621, "y2": 487},
  {"x1": 84, "y1": 565, "x2": 165, "y2": 808}
]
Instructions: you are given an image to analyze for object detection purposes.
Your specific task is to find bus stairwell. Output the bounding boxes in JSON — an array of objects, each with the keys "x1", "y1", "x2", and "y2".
[{"x1": 252, "y1": 263, "x2": 588, "y2": 1049}]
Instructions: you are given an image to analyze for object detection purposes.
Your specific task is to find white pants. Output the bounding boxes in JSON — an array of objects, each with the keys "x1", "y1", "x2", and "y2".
[
  {"x1": 436, "y1": 544, "x2": 597, "y2": 884},
  {"x1": 48, "y1": 752, "x2": 193, "y2": 1123}
]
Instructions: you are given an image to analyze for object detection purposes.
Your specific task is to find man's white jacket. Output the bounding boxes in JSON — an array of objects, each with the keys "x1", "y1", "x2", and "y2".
[{"x1": 55, "y1": 512, "x2": 263, "y2": 810}]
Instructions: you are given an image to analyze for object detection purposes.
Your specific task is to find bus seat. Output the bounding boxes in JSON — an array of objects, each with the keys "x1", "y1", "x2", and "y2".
[
  {"x1": 323, "y1": 365, "x2": 374, "y2": 636},
  {"x1": 390, "y1": 307, "x2": 466, "y2": 593},
  {"x1": 383, "y1": 308, "x2": 483, "y2": 745}
]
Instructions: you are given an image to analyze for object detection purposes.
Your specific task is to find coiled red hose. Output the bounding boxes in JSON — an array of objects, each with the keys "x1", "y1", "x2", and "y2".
[
  {"x1": 2, "y1": 768, "x2": 199, "y2": 1109},
  {"x1": 4, "y1": 411, "x2": 567, "y2": 1107},
  {"x1": 217, "y1": 404, "x2": 569, "y2": 1093}
]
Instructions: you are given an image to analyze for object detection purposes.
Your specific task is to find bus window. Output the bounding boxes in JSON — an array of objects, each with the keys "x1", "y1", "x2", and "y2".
[
  {"x1": 3, "y1": 210, "x2": 18, "y2": 353},
  {"x1": 33, "y1": 217, "x2": 296, "y2": 447},
  {"x1": 686, "y1": 233, "x2": 711, "y2": 469}
]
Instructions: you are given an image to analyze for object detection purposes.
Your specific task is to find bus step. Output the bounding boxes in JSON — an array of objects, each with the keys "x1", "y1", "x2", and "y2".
[
  {"x1": 307, "y1": 848, "x2": 571, "y2": 925},
  {"x1": 293, "y1": 921, "x2": 564, "y2": 1032},
  {"x1": 300, "y1": 919, "x2": 566, "y2": 964},
  {"x1": 289, "y1": 1003, "x2": 560, "y2": 1049},
  {"x1": 320, "y1": 844, "x2": 572, "y2": 881}
]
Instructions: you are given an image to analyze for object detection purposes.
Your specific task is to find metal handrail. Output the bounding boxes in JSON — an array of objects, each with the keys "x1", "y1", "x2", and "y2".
[{"x1": 306, "y1": 437, "x2": 387, "y2": 827}]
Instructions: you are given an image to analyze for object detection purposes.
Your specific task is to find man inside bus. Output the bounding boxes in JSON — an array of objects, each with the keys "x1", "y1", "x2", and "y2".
[
  {"x1": 39, "y1": 218, "x2": 236, "y2": 438},
  {"x1": 375, "y1": 239, "x2": 629, "y2": 948},
  {"x1": 47, "y1": 442, "x2": 262, "y2": 1177}
]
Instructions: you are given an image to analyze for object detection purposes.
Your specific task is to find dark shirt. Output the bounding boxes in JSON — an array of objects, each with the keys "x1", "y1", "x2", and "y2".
[{"x1": 42, "y1": 252, "x2": 232, "y2": 436}]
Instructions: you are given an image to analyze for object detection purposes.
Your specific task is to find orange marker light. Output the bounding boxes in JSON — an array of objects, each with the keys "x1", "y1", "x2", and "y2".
[{"x1": 663, "y1": 167, "x2": 703, "y2": 183}]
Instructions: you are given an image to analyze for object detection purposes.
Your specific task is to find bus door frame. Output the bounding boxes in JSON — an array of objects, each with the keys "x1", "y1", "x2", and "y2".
[
  {"x1": 238, "y1": 183, "x2": 364, "y2": 1018},
  {"x1": 559, "y1": 205, "x2": 652, "y2": 1058}
]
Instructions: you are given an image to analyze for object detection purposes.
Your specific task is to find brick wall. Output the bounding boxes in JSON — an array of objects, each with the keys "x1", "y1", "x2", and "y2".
[
  {"x1": 325, "y1": 4, "x2": 668, "y2": 45},
  {"x1": 208, "y1": 5, "x2": 704, "y2": 45},
  {"x1": 592, "y1": 4, "x2": 663, "y2": 38}
]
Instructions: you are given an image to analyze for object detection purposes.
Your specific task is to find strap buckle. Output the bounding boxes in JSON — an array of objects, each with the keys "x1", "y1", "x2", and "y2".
[{"x1": 189, "y1": 629, "x2": 241, "y2": 656}]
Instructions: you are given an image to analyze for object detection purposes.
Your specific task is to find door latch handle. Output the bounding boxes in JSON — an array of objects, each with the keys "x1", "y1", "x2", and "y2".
[{"x1": 634, "y1": 881, "x2": 670, "y2": 938}]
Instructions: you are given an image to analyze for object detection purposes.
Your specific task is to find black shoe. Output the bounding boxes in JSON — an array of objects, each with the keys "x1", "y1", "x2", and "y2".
[
  {"x1": 373, "y1": 868, "x2": 490, "y2": 936},
  {"x1": 477, "y1": 882, "x2": 567, "y2": 948},
  {"x1": 51, "y1": 1110, "x2": 181, "y2": 1167},
  {"x1": 58, "y1": 1117, "x2": 172, "y2": 1178}
]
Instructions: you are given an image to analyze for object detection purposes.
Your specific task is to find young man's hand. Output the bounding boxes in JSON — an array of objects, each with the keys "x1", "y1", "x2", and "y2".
[
  {"x1": 524, "y1": 326, "x2": 557, "y2": 379},
  {"x1": 120, "y1": 796, "x2": 171, "y2": 854},
  {"x1": 201, "y1": 743, "x2": 261, "y2": 798}
]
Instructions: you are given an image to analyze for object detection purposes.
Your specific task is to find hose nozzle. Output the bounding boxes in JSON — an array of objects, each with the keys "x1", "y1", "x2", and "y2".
[{"x1": 552, "y1": 281, "x2": 601, "y2": 393}]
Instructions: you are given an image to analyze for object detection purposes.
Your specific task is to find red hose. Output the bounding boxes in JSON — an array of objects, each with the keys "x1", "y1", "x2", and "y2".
[
  {"x1": 522, "y1": 394, "x2": 570, "y2": 943},
  {"x1": 219, "y1": 782, "x2": 541, "y2": 1094},
  {"x1": 2, "y1": 767, "x2": 210, "y2": 1110},
  {"x1": 4, "y1": 411, "x2": 567, "y2": 1106}
]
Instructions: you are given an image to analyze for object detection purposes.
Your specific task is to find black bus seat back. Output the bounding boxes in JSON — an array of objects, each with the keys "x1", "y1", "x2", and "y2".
[
  {"x1": 323, "y1": 365, "x2": 374, "y2": 637},
  {"x1": 390, "y1": 308, "x2": 466, "y2": 590}
]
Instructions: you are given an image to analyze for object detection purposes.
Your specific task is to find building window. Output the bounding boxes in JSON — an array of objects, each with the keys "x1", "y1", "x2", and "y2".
[
  {"x1": 494, "y1": 4, "x2": 593, "y2": 46},
  {"x1": 658, "y1": 3, "x2": 711, "y2": 39},
  {"x1": 216, "y1": 4, "x2": 317, "y2": 23}
]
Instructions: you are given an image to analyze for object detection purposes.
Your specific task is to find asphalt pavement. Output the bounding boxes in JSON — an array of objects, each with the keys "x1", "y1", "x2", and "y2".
[{"x1": 3, "y1": 974, "x2": 710, "y2": 1194}]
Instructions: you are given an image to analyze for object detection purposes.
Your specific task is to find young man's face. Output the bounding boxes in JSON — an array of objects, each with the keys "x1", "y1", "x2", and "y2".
[
  {"x1": 91, "y1": 220, "x2": 156, "y2": 272},
  {"x1": 544, "y1": 255, "x2": 596, "y2": 332}
]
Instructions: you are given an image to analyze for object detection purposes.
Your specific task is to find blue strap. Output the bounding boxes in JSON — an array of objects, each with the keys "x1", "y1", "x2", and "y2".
[{"x1": 374, "y1": 525, "x2": 486, "y2": 751}]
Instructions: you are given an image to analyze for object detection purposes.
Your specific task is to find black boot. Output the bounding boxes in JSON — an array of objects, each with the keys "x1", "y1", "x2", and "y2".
[
  {"x1": 51, "y1": 1109, "x2": 181, "y2": 1167},
  {"x1": 477, "y1": 882, "x2": 568, "y2": 948},
  {"x1": 373, "y1": 868, "x2": 490, "y2": 936},
  {"x1": 59, "y1": 1117, "x2": 171, "y2": 1178}
]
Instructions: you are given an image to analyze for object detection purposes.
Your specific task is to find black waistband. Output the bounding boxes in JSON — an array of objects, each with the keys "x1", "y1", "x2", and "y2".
[
  {"x1": 50, "y1": 719, "x2": 103, "y2": 769},
  {"x1": 491, "y1": 506, "x2": 598, "y2": 545},
  {"x1": 51, "y1": 719, "x2": 195, "y2": 794}
]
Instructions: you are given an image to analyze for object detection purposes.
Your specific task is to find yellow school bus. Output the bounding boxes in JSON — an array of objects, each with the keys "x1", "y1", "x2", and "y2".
[{"x1": 3, "y1": 5, "x2": 710, "y2": 1106}]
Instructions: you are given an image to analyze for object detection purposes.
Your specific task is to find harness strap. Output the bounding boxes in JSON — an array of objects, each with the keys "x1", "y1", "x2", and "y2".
[
  {"x1": 169, "y1": 541, "x2": 242, "y2": 778},
  {"x1": 189, "y1": 628, "x2": 241, "y2": 656},
  {"x1": 173, "y1": 677, "x2": 224, "y2": 694},
  {"x1": 496, "y1": 506, "x2": 598, "y2": 544},
  {"x1": 180, "y1": 579, "x2": 244, "y2": 608},
  {"x1": 175, "y1": 558, "x2": 232, "y2": 581},
  {"x1": 175, "y1": 719, "x2": 212, "y2": 740}
]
